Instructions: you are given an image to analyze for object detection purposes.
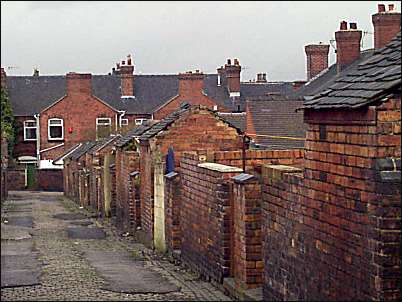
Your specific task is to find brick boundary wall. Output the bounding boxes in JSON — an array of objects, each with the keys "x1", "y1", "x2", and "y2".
[
  {"x1": 128, "y1": 172, "x2": 141, "y2": 228},
  {"x1": 232, "y1": 174, "x2": 263, "y2": 290},
  {"x1": 37, "y1": 169, "x2": 63, "y2": 191},
  {"x1": 115, "y1": 149, "x2": 139, "y2": 232},
  {"x1": 180, "y1": 152, "x2": 243, "y2": 283},
  {"x1": 6, "y1": 167, "x2": 26, "y2": 191},
  {"x1": 164, "y1": 171, "x2": 181, "y2": 252},
  {"x1": 261, "y1": 97, "x2": 401, "y2": 301}
]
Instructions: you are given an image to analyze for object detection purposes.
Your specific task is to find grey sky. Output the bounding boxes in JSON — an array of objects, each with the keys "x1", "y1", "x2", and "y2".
[{"x1": 1, "y1": 1, "x2": 401, "y2": 81}]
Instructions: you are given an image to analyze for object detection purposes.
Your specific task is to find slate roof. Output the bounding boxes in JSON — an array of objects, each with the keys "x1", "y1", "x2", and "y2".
[
  {"x1": 247, "y1": 97, "x2": 306, "y2": 150},
  {"x1": 6, "y1": 73, "x2": 294, "y2": 116},
  {"x1": 114, "y1": 124, "x2": 153, "y2": 148},
  {"x1": 217, "y1": 112, "x2": 246, "y2": 132},
  {"x1": 304, "y1": 32, "x2": 401, "y2": 109},
  {"x1": 52, "y1": 143, "x2": 82, "y2": 165},
  {"x1": 88, "y1": 135, "x2": 120, "y2": 154},
  {"x1": 6, "y1": 76, "x2": 66, "y2": 116},
  {"x1": 291, "y1": 49, "x2": 375, "y2": 101},
  {"x1": 68, "y1": 141, "x2": 97, "y2": 160},
  {"x1": 139, "y1": 103, "x2": 245, "y2": 141}
]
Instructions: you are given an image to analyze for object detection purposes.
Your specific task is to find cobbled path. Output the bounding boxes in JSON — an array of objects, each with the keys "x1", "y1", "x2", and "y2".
[{"x1": 1, "y1": 191, "x2": 230, "y2": 301}]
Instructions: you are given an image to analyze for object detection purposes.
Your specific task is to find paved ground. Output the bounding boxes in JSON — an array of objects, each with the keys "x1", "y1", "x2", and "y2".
[{"x1": 1, "y1": 191, "x2": 231, "y2": 301}]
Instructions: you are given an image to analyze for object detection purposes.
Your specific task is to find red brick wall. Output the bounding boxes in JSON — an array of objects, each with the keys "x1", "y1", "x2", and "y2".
[
  {"x1": 13, "y1": 116, "x2": 37, "y2": 159},
  {"x1": 164, "y1": 172, "x2": 181, "y2": 251},
  {"x1": 262, "y1": 96, "x2": 401, "y2": 301},
  {"x1": 39, "y1": 75, "x2": 118, "y2": 160},
  {"x1": 115, "y1": 149, "x2": 139, "y2": 232},
  {"x1": 213, "y1": 149, "x2": 304, "y2": 172},
  {"x1": 140, "y1": 108, "x2": 244, "y2": 246},
  {"x1": 232, "y1": 177, "x2": 263, "y2": 289},
  {"x1": 6, "y1": 167, "x2": 26, "y2": 190},
  {"x1": 37, "y1": 169, "x2": 63, "y2": 191},
  {"x1": 180, "y1": 153, "x2": 241, "y2": 283},
  {"x1": 110, "y1": 164, "x2": 117, "y2": 217},
  {"x1": 139, "y1": 144, "x2": 154, "y2": 243},
  {"x1": 153, "y1": 73, "x2": 225, "y2": 120}
]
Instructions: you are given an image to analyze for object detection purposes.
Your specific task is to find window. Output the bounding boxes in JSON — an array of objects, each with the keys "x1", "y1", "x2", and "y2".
[
  {"x1": 96, "y1": 117, "x2": 111, "y2": 139},
  {"x1": 135, "y1": 118, "x2": 147, "y2": 125},
  {"x1": 24, "y1": 120, "x2": 37, "y2": 141},
  {"x1": 48, "y1": 118, "x2": 64, "y2": 140},
  {"x1": 121, "y1": 118, "x2": 129, "y2": 126}
]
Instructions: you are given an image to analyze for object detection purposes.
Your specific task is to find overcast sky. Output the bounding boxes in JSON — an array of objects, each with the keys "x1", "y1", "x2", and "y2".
[{"x1": 1, "y1": 1, "x2": 401, "y2": 81}]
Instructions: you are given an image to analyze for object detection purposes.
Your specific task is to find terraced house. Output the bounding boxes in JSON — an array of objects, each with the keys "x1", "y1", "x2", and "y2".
[{"x1": 1, "y1": 55, "x2": 303, "y2": 189}]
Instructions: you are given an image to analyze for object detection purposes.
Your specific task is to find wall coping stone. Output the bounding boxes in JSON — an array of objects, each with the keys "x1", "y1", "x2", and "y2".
[
  {"x1": 198, "y1": 162, "x2": 243, "y2": 173},
  {"x1": 232, "y1": 173, "x2": 255, "y2": 184},
  {"x1": 165, "y1": 171, "x2": 179, "y2": 179}
]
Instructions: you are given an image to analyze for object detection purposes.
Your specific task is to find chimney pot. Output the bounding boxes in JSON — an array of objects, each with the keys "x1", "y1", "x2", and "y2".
[
  {"x1": 340, "y1": 21, "x2": 348, "y2": 30},
  {"x1": 349, "y1": 22, "x2": 357, "y2": 29},
  {"x1": 335, "y1": 22, "x2": 362, "y2": 72},
  {"x1": 127, "y1": 55, "x2": 132, "y2": 65},
  {"x1": 372, "y1": 4, "x2": 401, "y2": 49},
  {"x1": 121, "y1": 60, "x2": 125, "y2": 65},
  {"x1": 388, "y1": 4, "x2": 394, "y2": 11},
  {"x1": 234, "y1": 58, "x2": 239, "y2": 65},
  {"x1": 227, "y1": 59, "x2": 231, "y2": 65},
  {"x1": 378, "y1": 4, "x2": 386, "y2": 13}
]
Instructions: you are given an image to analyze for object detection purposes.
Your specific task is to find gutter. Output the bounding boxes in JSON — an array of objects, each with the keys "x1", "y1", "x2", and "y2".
[{"x1": 39, "y1": 142, "x2": 65, "y2": 153}]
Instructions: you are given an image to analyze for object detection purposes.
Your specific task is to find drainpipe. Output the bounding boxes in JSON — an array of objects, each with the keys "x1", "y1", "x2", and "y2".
[
  {"x1": 115, "y1": 113, "x2": 118, "y2": 131},
  {"x1": 34, "y1": 114, "x2": 40, "y2": 167},
  {"x1": 118, "y1": 110, "x2": 126, "y2": 128},
  {"x1": 242, "y1": 135, "x2": 246, "y2": 172}
]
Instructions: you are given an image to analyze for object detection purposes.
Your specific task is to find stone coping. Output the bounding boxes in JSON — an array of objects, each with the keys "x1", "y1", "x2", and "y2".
[{"x1": 197, "y1": 162, "x2": 243, "y2": 173}]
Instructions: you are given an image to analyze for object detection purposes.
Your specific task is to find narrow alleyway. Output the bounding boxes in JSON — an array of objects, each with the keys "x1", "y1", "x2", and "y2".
[{"x1": 1, "y1": 191, "x2": 230, "y2": 301}]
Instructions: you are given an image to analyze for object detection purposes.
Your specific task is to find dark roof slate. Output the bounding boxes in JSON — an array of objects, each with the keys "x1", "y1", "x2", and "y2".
[
  {"x1": 139, "y1": 103, "x2": 245, "y2": 141},
  {"x1": 6, "y1": 72, "x2": 295, "y2": 116},
  {"x1": 217, "y1": 113, "x2": 246, "y2": 132},
  {"x1": 115, "y1": 124, "x2": 153, "y2": 148},
  {"x1": 6, "y1": 76, "x2": 66, "y2": 116},
  {"x1": 303, "y1": 32, "x2": 401, "y2": 110},
  {"x1": 68, "y1": 141, "x2": 97, "y2": 160},
  {"x1": 88, "y1": 135, "x2": 120, "y2": 155},
  {"x1": 247, "y1": 97, "x2": 306, "y2": 150}
]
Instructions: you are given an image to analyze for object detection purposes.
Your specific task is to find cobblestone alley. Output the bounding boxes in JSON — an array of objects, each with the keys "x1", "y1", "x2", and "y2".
[{"x1": 1, "y1": 191, "x2": 230, "y2": 301}]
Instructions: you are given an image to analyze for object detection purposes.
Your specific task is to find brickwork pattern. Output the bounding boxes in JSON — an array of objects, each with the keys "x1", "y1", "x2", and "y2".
[
  {"x1": 180, "y1": 153, "x2": 239, "y2": 283},
  {"x1": 164, "y1": 173, "x2": 181, "y2": 252},
  {"x1": 115, "y1": 149, "x2": 139, "y2": 232},
  {"x1": 262, "y1": 96, "x2": 401, "y2": 301},
  {"x1": 232, "y1": 179, "x2": 263, "y2": 289}
]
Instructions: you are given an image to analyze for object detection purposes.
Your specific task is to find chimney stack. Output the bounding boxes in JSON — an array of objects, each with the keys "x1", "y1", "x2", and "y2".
[
  {"x1": 305, "y1": 43, "x2": 330, "y2": 80},
  {"x1": 66, "y1": 73, "x2": 92, "y2": 95},
  {"x1": 256, "y1": 73, "x2": 268, "y2": 83},
  {"x1": 335, "y1": 21, "x2": 362, "y2": 73},
  {"x1": 33, "y1": 68, "x2": 39, "y2": 77},
  {"x1": 224, "y1": 58, "x2": 241, "y2": 96},
  {"x1": 178, "y1": 70, "x2": 205, "y2": 96},
  {"x1": 372, "y1": 3, "x2": 401, "y2": 49},
  {"x1": 119, "y1": 54, "x2": 134, "y2": 96}
]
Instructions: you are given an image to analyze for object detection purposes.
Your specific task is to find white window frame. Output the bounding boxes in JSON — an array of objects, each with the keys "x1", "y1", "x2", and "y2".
[
  {"x1": 96, "y1": 117, "x2": 112, "y2": 126},
  {"x1": 135, "y1": 118, "x2": 146, "y2": 125},
  {"x1": 120, "y1": 118, "x2": 129, "y2": 126},
  {"x1": 23, "y1": 120, "x2": 37, "y2": 141},
  {"x1": 48, "y1": 118, "x2": 64, "y2": 140},
  {"x1": 96, "y1": 117, "x2": 112, "y2": 139}
]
